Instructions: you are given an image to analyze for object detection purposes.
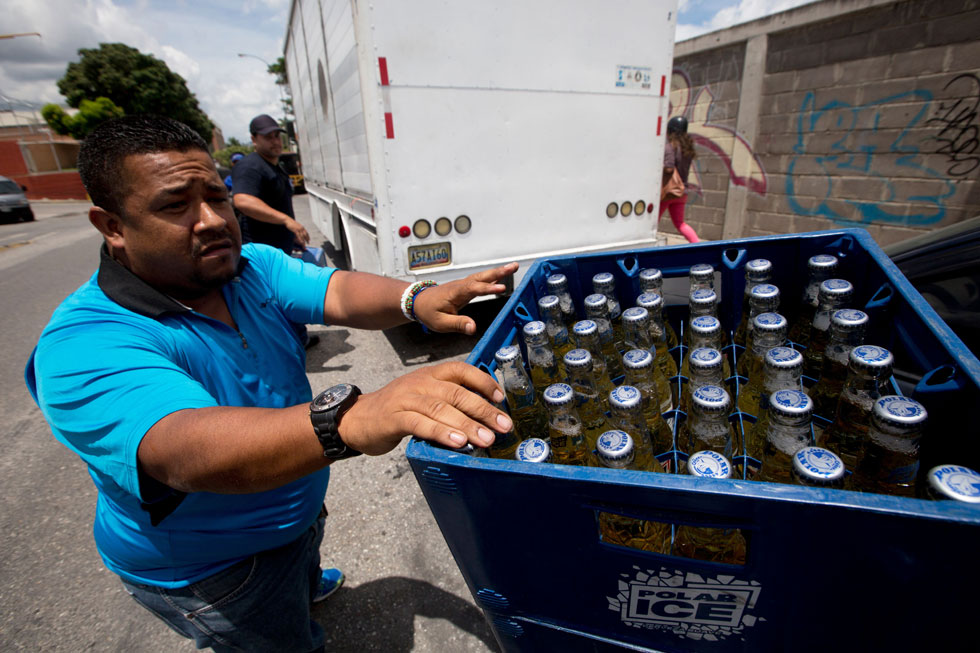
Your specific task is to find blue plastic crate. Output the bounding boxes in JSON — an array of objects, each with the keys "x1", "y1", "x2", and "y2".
[{"x1": 406, "y1": 229, "x2": 980, "y2": 652}]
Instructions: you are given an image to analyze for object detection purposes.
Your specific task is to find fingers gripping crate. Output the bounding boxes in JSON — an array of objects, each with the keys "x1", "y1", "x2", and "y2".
[{"x1": 406, "y1": 229, "x2": 980, "y2": 653}]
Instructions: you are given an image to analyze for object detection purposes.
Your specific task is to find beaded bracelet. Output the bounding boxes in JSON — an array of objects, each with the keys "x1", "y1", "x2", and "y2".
[{"x1": 400, "y1": 280, "x2": 438, "y2": 322}]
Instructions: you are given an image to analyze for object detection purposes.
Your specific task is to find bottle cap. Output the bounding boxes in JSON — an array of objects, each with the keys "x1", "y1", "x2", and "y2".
[
  {"x1": 639, "y1": 268, "x2": 663, "y2": 284},
  {"x1": 769, "y1": 389, "x2": 813, "y2": 419},
  {"x1": 583, "y1": 293, "x2": 608, "y2": 311},
  {"x1": 609, "y1": 385, "x2": 643, "y2": 410},
  {"x1": 689, "y1": 315, "x2": 721, "y2": 335},
  {"x1": 690, "y1": 288, "x2": 718, "y2": 306},
  {"x1": 636, "y1": 292, "x2": 663, "y2": 310},
  {"x1": 494, "y1": 345, "x2": 521, "y2": 365},
  {"x1": 746, "y1": 258, "x2": 772, "y2": 280},
  {"x1": 572, "y1": 320, "x2": 598, "y2": 337},
  {"x1": 872, "y1": 395, "x2": 927, "y2": 429},
  {"x1": 546, "y1": 273, "x2": 569, "y2": 291},
  {"x1": 818, "y1": 279, "x2": 853, "y2": 304},
  {"x1": 689, "y1": 347, "x2": 723, "y2": 371},
  {"x1": 808, "y1": 254, "x2": 838, "y2": 271},
  {"x1": 831, "y1": 308, "x2": 869, "y2": 330},
  {"x1": 522, "y1": 320, "x2": 546, "y2": 338},
  {"x1": 765, "y1": 346, "x2": 803, "y2": 369},
  {"x1": 687, "y1": 450, "x2": 732, "y2": 478},
  {"x1": 849, "y1": 345, "x2": 894, "y2": 374},
  {"x1": 793, "y1": 447, "x2": 845, "y2": 484},
  {"x1": 596, "y1": 430, "x2": 635, "y2": 464},
  {"x1": 691, "y1": 384, "x2": 731, "y2": 413},
  {"x1": 689, "y1": 263, "x2": 714, "y2": 281},
  {"x1": 752, "y1": 312, "x2": 788, "y2": 333},
  {"x1": 749, "y1": 283, "x2": 780, "y2": 301},
  {"x1": 563, "y1": 348, "x2": 593, "y2": 369},
  {"x1": 622, "y1": 306, "x2": 649, "y2": 325},
  {"x1": 538, "y1": 294, "x2": 560, "y2": 312},
  {"x1": 592, "y1": 272, "x2": 615, "y2": 291},
  {"x1": 516, "y1": 438, "x2": 552, "y2": 463},
  {"x1": 926, "y1": 465, "x2": 980, "y2": 503},
  {"x1": 543, "y1": 382, "x2": 575, "y2": 406},
  {"x1": 622, "y1": 348, "x2": 654, "y2": 369}
]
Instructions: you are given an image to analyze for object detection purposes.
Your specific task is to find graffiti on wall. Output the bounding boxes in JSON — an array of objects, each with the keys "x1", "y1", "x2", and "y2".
[
  {"x1": 669, "y1": 70, "x2": 768, "y2": 196},
  {"x1": 787, "y1": 80, "x2": 966, "y2": 227},
  {"x1": 928, "y1": 73, "x2": 980, "y2": 178}
]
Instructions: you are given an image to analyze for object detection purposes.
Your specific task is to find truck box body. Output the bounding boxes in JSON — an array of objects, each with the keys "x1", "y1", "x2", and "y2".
[{"x1": 284, "y1": 0, "x2": 678, "y2": 284}]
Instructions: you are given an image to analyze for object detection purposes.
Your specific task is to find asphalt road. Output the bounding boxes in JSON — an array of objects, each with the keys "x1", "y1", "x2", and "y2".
[{"x1": 0, "y1": 198, "x2": 502, "y2": 652}]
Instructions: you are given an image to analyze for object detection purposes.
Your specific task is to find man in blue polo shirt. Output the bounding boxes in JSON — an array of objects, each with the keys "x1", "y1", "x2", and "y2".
[{"x1": 25, "y1": 115, "x2": 516, "y2": 652}]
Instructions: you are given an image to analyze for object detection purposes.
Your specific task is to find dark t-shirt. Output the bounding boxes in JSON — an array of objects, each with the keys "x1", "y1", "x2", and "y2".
[
  {"x1": 232, "y1": 153, "x2": 295, "y2": 253},
  {"x1": 664, "y1": 140, "x2": 693, "y2": 187}
]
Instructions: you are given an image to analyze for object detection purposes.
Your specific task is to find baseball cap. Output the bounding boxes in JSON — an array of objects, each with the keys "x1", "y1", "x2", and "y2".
[
  {"x1": 230, "y1": 152, "x2": 245, "y2": 163},
  {"x1": 249, "y1": 114, "x2": 285, "y2": 136}
]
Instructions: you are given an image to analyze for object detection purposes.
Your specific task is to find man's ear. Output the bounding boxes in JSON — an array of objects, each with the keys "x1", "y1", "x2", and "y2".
[{"x1": 89, "y1": 206, "x2": 126, "y2": 250}]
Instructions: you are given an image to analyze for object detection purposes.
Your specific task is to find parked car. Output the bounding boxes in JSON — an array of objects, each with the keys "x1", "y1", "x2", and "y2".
[{"x1": 0, "y1": 175, "x2": 34, "y2": 223}]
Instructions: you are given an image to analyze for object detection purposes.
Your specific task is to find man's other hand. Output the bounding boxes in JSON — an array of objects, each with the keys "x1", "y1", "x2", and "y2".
[
  {"x1": 412, "y1": 261, "x2": 519, "y2": 335},
  {"x1": 336, "y1": 361, "x2": 512, "y2": 455},
  {"x1": 287, "y1": 218, "x2": 310, "y2": 246}
]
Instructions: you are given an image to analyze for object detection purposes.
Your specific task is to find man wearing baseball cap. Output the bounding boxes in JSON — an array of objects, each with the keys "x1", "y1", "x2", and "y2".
[{"x1": 232, "y1": 114, "x2": 310, "y2": 254}]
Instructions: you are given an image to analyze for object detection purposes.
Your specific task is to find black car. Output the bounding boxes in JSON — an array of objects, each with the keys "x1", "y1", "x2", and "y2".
[{"x1": 0, "y1": 176, "x2": 34, "y2": 223}]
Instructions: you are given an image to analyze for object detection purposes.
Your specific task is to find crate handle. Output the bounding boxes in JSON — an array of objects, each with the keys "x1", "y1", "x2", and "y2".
[
  {"x1": 865, "y1": 283, "x2": 894, "y2": 311},
  {"x1": 722, "y1": 248, "x2": 747, "y2": 270},
  {"x1": 915, "y1": 365, "x2": 962, "y2": 394},
  {"x1": 617, "y1": 255, "x2": 639, "y2": 277},
  {"x1": 513, "y1": 301, "x2": 533, "y2": 323}
]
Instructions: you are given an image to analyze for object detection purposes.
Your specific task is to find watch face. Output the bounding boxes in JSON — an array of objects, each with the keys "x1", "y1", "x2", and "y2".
[{"x1": 312, "y1": 383, "x2": 353, "y2": 412}]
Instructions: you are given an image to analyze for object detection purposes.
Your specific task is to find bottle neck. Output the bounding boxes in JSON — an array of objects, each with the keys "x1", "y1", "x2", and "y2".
[
  {"x1": 500, "y1": 359, "x2": 531, "y2": 388},
  {"x1": 764, "y1": 366, "x2": 802, "y2": 391},
  {"x1": 624, "y1": 365, "x2": 656, "y2": 386}
]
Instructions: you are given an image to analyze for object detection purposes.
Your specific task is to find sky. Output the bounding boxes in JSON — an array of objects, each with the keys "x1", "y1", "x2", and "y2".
[{"x1": 0, "y1": 0, "x2": 816, "y2": 144}]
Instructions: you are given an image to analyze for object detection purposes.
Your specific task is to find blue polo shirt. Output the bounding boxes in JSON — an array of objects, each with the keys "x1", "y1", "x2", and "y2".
[{"x1": 25, "y1": 244, "x2": 336, "y2": 587}]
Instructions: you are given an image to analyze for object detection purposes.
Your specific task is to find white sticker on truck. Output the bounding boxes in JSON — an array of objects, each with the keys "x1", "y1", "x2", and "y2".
[{"x1": 615, "y1": 65, "x2": 652, "y2": 90}]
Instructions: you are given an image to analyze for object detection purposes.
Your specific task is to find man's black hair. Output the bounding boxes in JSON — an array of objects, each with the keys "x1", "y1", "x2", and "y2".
[{"x1": 78, "y1": 115, "x2": 210, "y2": 215}]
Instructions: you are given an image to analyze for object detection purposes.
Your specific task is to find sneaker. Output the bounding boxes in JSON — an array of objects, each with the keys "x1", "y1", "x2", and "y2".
[{"x1": 313, "y1": 567, "x2": 344, "y2": 603}]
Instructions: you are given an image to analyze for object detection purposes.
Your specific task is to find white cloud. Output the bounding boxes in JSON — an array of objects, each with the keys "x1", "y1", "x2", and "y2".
[{"x1": 678, "y1": 0, "x2": 817, "y2": 41}]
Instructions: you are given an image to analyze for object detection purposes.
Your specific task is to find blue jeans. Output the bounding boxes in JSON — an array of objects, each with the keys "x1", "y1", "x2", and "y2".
[{"x1": 122, "y1": 513, "x2": 326, "y2": 652}]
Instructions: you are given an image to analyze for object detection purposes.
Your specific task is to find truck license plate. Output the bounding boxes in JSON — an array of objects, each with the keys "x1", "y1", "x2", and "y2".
[{"x1": 408, "y1": 242, "x2": 452, "y2": 270}]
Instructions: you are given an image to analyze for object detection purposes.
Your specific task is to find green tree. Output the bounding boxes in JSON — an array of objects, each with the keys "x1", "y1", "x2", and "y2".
[
  {"x1": 267, "y1": 56, "x2": 293, "y2": 120},
  {"x1": 42, "y1": 96, "x2": 125, "y2": 139},
  {"x1": 56, "y1": 43, "x2": 213, "y2": 142}
]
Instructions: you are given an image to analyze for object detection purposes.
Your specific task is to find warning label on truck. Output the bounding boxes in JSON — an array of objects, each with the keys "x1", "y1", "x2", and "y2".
[
  {"x1": 607, "y1": 566, "x2": 764, "y2": 641},
  {"x1": 615, "y1": 65, "x2": 652, "y2": 90}
]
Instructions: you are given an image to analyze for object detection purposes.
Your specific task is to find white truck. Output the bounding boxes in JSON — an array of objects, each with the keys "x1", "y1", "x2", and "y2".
[{"x1": 284, "y1": 0, "x2": 678, "y2": 286}]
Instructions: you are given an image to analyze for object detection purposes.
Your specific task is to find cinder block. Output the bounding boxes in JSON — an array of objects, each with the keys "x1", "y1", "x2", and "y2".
[
  {"x1": 870, "y1": 24, "x2": 928, "y2": 57},
  {"x1": 796, "y1": 64, "x2": 837, "y2": 90},
  {"x1": 837, "y1": 56, "x2": 892, "y2": 86},
  {"x1": 778, "y1": 44, "x2": 827, "y2": 72},
  {"x1": 824, "y1": 34, "x2": 874, "y2": 66},
  {"x1": 763, "y1": 70, "x2": 797, "y2": 95},
  {"x1": 801, "y1": 16, "x2": 855, "y2": 44},
  {"x1": 890, "y1": 47, "x2": 947, "y2": 78},
  {"x1": 926, "y1": 11, "x2": 980, "y2": 47},
  {"x1": 948, "y1": 39, "x2": 980, "y2": 72}
]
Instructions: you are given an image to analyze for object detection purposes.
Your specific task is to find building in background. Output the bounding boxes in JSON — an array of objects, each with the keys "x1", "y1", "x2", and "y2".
[{"x1": 0, "y1": 100, "x2": 86, "y2": 200}]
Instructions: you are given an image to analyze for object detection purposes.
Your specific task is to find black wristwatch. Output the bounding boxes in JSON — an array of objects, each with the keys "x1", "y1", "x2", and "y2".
[{"x1": 310, "y1": 383, "x2": 363, "y2": 459}]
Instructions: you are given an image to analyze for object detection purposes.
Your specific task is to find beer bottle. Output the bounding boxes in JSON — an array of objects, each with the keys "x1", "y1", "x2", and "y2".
[
  {"x1": 756, "y1": 389, "x2": 814, "y2": 484},
  {"x1": 680, "y1": 385, "x2": 738, "y2": 464},
  {"x1": 571, "y1": 320, "x2": 616, "y2": 402},
  {"x1": 689, "y1": 263, "x2": 715, "y2": 292},
  {"x1": 802, "y1": 278, "x2": 854, "y2": 380},
  {"x1": 635, "y1": 292, "x2": 680, "y2": 381},
  {"x1": 541, "y1": 382, "x2": 589, "y2": 466},
  {"x1": 562, "y1": 348, "x2": 611, "y2": 461},
  {"x1": 545, "y1": 272, "x2": 577, "y2": 327},
  {"x1": 674, "y1": 451, "x2": 746, "y2": 564},
  {"x1": 592, "y1": 272, "x2": 625, "y2": 352},
  {"x1": 596, "y1": 430, "x2": 668, "y2": 553},
  {"x1": 638, "y1": 270, "x2": 679, "y2": 348},
  {"x1": 516, "y1": 437, "x2": 552, "y2": 464},
  {"x1": 583, "y1": 293, "x2": 626, "y2": 379},
  {"x1": 819, "y1": 344, "x2": 894, "y2": 469},
  {"x1": 735, "y1": 283, "x2": 781, "y2": 354},
  {"x1": 681, "y1": 347, "x2": 726, "y2": 414},
  {"x1": 852, "y1": 396, "x2": 927, "y2": 496},
  {"x1": 449, "y1": 442, "x2": 489, "y2": 458},
  {"x1": 788, "y1": 254, "x2": 839, "y2": 346},
  {"x1": 522, "y1": 320, "x2": 562, "y2": 402},
  {"x1": 742, "y1": 346, "x2": 805, "y2": 458},
  {"x1": 923, "y1": 465, "x2": 980, "y2": 503},
  {"x1": 733, "y1": 259, "x2": 774, "y2": 347},
  {"x1": 493, "y1": 345, "x2": 547, "y2": 456},
  {"x1": 622, "y1": 349, "x2": 673, "y2": 446},
  {"x1": 610, "y1": 384, "x2": 672, "y2": 459},
  {"x1": 736, "y1": 312, "x2": 788, "y2": 382},
  {"x1": 621, "y1": 306, "x2": 677, "y2": 408},
  {"x1": 680, "y1": 316, "x2": 732, "y2": 379},
  {"x1": 537, "y1": 294, "x2": 574, "y2": 364},
  {"x1": 791, "y1": 446, "x2": 845, "y2": 489},
  {"x1": 808, "y1": 309, "x2": 868, "y2": 417}
]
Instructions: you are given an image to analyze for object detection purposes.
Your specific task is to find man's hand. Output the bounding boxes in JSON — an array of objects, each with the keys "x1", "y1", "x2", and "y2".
[
  {"x1": 287, "y1": 218, "x2": 310, "y2": 247},
  {"x1": 337, "y1": 361, "x2": 512, "y2": 455},
  {"x1": 412, "y1": 262, "x2": 519, "y2": 335}
]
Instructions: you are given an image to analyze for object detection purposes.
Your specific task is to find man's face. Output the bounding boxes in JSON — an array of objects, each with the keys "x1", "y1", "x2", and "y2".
[
  {"x1": 113, "y1": 149, "x2": 242, "y2": 300},
  {"x1": 251, "y1": 131, "x2": 283, "y2": 161}
]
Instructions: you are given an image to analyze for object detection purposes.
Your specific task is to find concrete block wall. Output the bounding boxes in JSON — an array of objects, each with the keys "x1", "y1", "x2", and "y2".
[{"x1": 667, "y1": 0, "x2": 980, "y2": 246}]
